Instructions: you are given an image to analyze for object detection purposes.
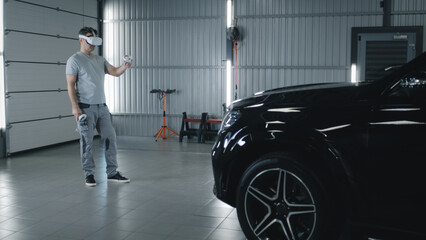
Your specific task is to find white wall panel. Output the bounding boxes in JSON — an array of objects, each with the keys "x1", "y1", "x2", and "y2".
[
  {"x1": 5, "y1": 0, "x2": 98, "y2": 37},
  {"x1": 6, "y1": 64, "x2": 67, "y2": 92},
  {"x1": 5, "y1": 32, "x2": 77, "y2": 63},
  {"x1": 6, "y1": 92, "x2": 70, "y2": 123},
  {"x1": 18, "y1": 0, "x2": 98, "y2": 16},
  {"x1": 8, "y1": 117, "x2": 79, "y2": 154}
]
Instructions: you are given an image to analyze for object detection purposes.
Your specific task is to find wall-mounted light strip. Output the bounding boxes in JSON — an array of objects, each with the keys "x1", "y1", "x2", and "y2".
[
  {"x1": 226, "y1": 60, "x2": 232, "y2": 107},
  {"x1": 227, "y1": 0, "x2": 232, "y2": 28},
  {"x1": 103, "y1": 4, "x2": 116, "y2": 112},
  {"x1": 351, "y1": 64, "x2": 357, "y2": 83},
  {"x1": 0, "y1": 0, "x2": 6, "y2": 130},
  {"x1": 225, "y1": 0, "x2": 233, "y2": 107}
]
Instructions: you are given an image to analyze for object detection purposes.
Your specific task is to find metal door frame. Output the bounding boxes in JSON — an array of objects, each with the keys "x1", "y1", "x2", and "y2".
[
  {"x1": 358, "y1": 32, "x2": 416, "y2": 82},
  {"x1": 351, "y1": 26, "x2": 423, "y2": 82}
]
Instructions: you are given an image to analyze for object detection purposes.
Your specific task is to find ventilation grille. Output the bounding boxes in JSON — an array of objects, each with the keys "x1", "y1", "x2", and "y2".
[{"x1": 365, "y1": 41, "x2": 408, "y2": 82}]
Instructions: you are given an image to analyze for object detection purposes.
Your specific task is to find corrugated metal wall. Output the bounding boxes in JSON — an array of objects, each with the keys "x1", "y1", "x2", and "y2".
[
  {"x1": 234, "y1": 0, "x2": 426, "y2": 98},
  {"x1": 235, "y1": 0, "x2": 378, "y2": 98},
  {"x1": 4, "y1": 0, "x2": 99, "y2": 154},
  {"x1": 393, "y1": 0, "x2": 426, "y2": 34},
  {"x1": 104, "y1": 0, "x2": 426, "y2": 138},
  {"x1": 103, "y1": 0, "x2": 226, "y2": 137}
]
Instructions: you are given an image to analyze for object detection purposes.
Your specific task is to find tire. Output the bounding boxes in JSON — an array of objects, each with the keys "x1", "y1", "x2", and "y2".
[{"x1": 236, "y1": 152, "x2": 341, "y2": 240}]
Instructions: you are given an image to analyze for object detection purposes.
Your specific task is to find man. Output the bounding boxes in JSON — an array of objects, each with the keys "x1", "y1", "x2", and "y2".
[{"x1": 66, "y1": 27, "x2": 131, "y2": 186}]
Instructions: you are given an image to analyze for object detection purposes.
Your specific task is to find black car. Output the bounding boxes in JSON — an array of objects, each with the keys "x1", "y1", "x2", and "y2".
[{"x1": 211, "y1": 53, "x2": 426, "y2": 240}]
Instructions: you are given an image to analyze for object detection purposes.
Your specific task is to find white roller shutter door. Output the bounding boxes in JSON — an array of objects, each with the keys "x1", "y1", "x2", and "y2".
[{"x1": 4, "y1": 0, "x2": 99, "y2": 154}]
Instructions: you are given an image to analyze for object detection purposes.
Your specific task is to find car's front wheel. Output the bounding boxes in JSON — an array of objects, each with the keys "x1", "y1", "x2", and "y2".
[{"x1": 236, "y1": 152, "x2": 341, "y2": 240}]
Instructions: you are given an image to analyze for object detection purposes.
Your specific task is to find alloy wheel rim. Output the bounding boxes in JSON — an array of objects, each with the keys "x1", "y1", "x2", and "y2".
[{"x1": 244, "y1": 168, "x2": 316, "y2": 240}]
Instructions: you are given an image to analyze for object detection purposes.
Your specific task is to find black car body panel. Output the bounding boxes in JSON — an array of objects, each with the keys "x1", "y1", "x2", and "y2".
[{"x1": 212, "y1": 52, "x2": 426, "y2": 238}]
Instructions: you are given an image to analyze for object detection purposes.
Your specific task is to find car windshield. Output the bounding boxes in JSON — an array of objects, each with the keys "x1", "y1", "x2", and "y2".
[{"x1": 374, "y1": 52, "x2": 426, "y2": 92}]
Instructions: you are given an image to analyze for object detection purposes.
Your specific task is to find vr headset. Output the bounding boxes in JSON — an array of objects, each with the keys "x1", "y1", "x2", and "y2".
[{"x1": 78, "y1": 33, "x2": 102, "y2": 46}]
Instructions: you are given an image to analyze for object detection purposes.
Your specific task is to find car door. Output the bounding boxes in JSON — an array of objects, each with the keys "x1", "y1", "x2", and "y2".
[{"x1": 366, "y1": 71, "x2": 426, "y2": 235}]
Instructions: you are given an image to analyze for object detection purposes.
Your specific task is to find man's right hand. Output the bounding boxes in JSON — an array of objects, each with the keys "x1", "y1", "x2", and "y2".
[{"x1": 72, "y1": 106, "x2": 82, "y2": 121}]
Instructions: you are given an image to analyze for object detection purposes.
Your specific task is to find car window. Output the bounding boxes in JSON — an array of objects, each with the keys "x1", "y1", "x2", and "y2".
[{"x1": 387, "y1": 71, "x2": 426, "y2": 103}]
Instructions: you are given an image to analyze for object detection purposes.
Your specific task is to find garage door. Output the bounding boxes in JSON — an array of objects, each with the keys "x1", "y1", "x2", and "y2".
[{"x1": 4, "y1": 0, "x2": 99, "y2": 154}]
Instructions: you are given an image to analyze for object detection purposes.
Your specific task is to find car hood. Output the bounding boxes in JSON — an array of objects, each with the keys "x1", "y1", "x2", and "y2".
[{"x1": 230, "y1": 82, "x2": 374, "y2": 110}]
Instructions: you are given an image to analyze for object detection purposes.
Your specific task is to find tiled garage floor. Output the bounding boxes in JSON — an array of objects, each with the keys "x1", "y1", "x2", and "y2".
[{"x1": 0, "y1": 136, "x2": 247, "y2": 240}]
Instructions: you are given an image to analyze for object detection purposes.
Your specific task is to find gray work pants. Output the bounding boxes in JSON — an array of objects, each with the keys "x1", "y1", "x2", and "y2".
[{"x1": 77, "y1": 103, "x2": 118, "y2": 177}]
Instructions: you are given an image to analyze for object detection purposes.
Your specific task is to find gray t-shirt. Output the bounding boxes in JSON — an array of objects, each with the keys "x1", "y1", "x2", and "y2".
[{"x1": 66, "y1": 52, "x2": 111, "y2": 104}]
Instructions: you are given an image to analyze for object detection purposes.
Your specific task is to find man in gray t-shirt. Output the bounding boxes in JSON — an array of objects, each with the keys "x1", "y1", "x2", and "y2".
[{"x1": 66, "y1": 27, "x2": 132, "y2": 187}]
